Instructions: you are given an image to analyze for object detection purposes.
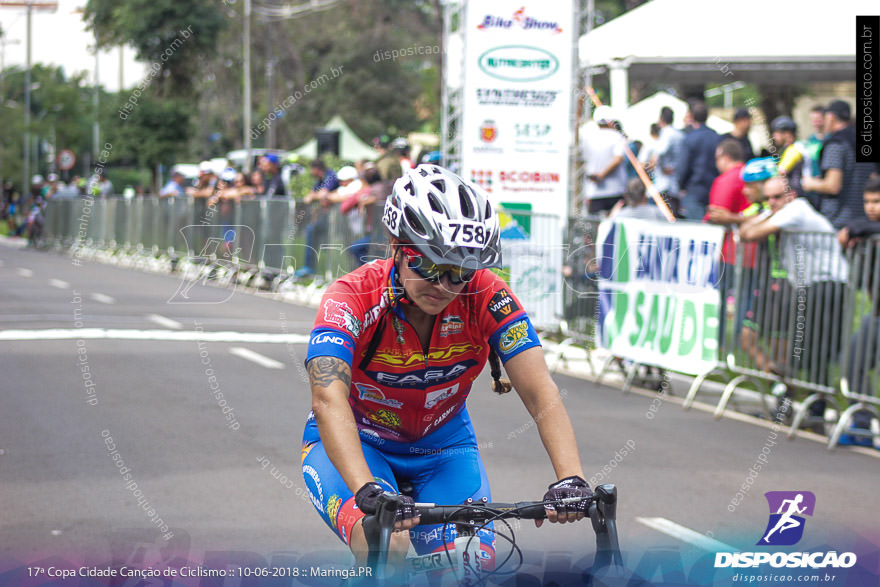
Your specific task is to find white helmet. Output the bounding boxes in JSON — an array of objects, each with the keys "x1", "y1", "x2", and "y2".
[{"x1": 383, "y1": 165, "x2": 501, "y2": 270}]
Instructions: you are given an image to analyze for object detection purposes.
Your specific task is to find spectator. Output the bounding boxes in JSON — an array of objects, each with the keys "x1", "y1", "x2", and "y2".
[
  {"x1": 96, "y1": 172, "x2": 113, "y2": 197},
  {"x1": 583, "y1": 105, "x2": 628, "y2": 215},
  {"x1": 351, "y1": 165, "x2": 389, "y2": 264},
  {"x1": 374, "y1": 134, "x2": 402, "y2": 186},
  {"x1": 639, "y1": 123, "x2": 661, "y2": 178},
  {"x1": 837, "y1": 176, "x2": 880, "y2": 445},
  {"x1": 258, "y1": 153, "x2": 287, "y2": 197},
  {"x1": 704, "y1": 139, "x2": 751, "y2": 343},
  {"x1": 802, "y1": 100, "x2": 874, "y2": 229},
  {"x1": 187, "y1": 162, "x2": 217, "y2": 199},
  {"x1": 44, "y1": 173, "x2": 63, "y2": 199},
  {"x1": 391, "y1": 137, "x2": 414, "y2": 173},
  {"x1": 805, "y1": 105, "x2": 826, "y2": 177},
  {"x1": 160, "y1": 171, "x2": 187, "y2": 198},
  {"x1": 771, "y1": 116, "x2": 809, "y2": 200},
  {"x1": 676, "y1": 100, "x2": 720, "y2": 220},
  {"x1": 249, "y1": 170, "x2": 265, "y2": 196},
  {"x1": 610, "y1": 178, "x2": 665, "y2": 220},
  {"x1": 740, "y1": 176, "x2": 848, "y2": 423},
  {"x1": 720, "y1": 107, "x2": 755, "y2": 161},
  {"x1": 296, "y1": 160, "x2": 340, "y2": 278},
  {"x1": 652, "y1": 106, "x2": 685, "y2": 215}
]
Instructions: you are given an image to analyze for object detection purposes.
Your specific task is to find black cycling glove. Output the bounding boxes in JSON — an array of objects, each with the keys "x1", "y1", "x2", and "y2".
[
  {"x1": 354, "y1": 482, "x2": 418, "y2": 522},
  {"x1": 543, "y1": 475, "x2": 593, "y2": 516}
]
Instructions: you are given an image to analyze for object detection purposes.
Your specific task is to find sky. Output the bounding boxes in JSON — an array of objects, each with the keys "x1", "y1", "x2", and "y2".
[{"x1": 0, "y1": 0, "x2": 145, "y2": 92}]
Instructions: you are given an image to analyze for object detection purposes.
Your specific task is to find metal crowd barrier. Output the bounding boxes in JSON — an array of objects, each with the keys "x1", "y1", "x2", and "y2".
[
  {"x1": 43, "y1": 195, "x2": 375, "y2": 285},
  {"x1": 832, "y1": 236, "x2": 880, "y2": 448},
  {"x1": 553, "y1": 215, "x2": 603, "y2": 373},
  {"x1": 685, "y1": 228, "x2": 854, "y2": 443}
]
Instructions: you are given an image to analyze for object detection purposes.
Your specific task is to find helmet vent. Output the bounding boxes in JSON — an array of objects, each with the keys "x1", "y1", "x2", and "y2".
[
  {"x1": 418, "y1": 167, "x2": 430, "y2": 178},
  {"x1": 404, "y1": 181, "x2": 415, "y2": 196},
  {"x1": 427, "y1": 192, "x2": 444, "y2": 213},
  {"x1": 404, "y1": 207, "x2": 428, "y2": 238},
  {"x1": 430, "y1": 179, "x2": 446, "y2": 193},
  {"x1": 458, "y1": 185, "x2": 475, "y2": 218},
  {"x1": 484, "y1": 201, "x2": 493, "y2": 218}
]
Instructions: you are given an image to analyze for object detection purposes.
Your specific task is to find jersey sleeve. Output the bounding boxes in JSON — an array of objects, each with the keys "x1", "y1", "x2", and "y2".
[
  {"x1": 472, "y1": 270, "x2": 542, "y2": 363},
  {"x1": 305, "y1": 279, "x2": 365, "y2": 366}
]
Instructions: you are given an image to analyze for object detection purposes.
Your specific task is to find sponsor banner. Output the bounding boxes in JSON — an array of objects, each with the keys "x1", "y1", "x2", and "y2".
[
  {"x1": 596, "y1": 219, "x2": 724, "y2": 376},
  {"x1": 499, "y1": 207, "x2": 564, "y2": 330},
  {"x1": 461, "y1": 0, "x2": 573, "y2": 219}
]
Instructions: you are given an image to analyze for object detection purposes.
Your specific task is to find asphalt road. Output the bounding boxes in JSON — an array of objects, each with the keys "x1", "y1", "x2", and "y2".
[{"x1": 1, "y1": 242, "x2": 878, "y2": 583}]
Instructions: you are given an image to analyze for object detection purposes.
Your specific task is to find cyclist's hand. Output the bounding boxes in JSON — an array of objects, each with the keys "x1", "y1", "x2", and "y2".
[
  {"x1": 537, "y1": 475, "x2": 592, "y2": 526},
  {"x1": 355, "y1": 482, "x2": 420, "y2": 531}
]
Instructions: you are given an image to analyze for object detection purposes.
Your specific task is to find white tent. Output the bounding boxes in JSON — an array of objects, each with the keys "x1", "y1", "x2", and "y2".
[
  {"x1": 580, "y1": 0, "x2": 869, "y2": 109},
  {"x1": 291, "y1": 115, "x2": 376, "y2": 162},
  {"x1": 618, "y1": 91, "x2": 733, "y2": 144}
]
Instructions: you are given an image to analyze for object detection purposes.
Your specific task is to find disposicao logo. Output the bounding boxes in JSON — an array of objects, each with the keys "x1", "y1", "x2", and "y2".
[
  {"x1": 758, "y1": 490, "x2": 815, "y2": 546},
  {"x1": 714, "y1": 491, "x2": 857, "y2": 570}
]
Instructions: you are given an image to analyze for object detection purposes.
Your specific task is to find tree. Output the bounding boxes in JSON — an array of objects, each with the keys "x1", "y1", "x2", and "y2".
[{"x1": 83, "y1": 0, "x2": 226, "y2": 98}]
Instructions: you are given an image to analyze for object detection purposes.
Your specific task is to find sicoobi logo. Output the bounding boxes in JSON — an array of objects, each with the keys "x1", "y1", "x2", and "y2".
[{"x1": 758, "y1": 491, "x2": 815, "y2": 546}]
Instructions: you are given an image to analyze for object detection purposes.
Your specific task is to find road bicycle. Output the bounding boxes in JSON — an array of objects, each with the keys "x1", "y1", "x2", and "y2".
[{"x1": 361, "y1": 482, "x2": 622, "y2": 585}]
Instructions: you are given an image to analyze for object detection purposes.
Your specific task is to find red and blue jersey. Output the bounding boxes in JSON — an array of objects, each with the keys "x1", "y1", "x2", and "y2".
[{"x1": 305, "y1": 257, "x2": 540, "y2": 444}]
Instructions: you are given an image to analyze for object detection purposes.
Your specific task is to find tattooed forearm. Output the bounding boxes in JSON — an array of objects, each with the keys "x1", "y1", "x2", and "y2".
[{"x1": 307, "y1": 356, "x2": 352, "y2": 389}]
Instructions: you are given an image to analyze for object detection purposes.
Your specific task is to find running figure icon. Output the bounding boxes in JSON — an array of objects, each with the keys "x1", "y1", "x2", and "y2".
[{"x1": 761, "y1": 494, "x2": 807, "y2": 544}]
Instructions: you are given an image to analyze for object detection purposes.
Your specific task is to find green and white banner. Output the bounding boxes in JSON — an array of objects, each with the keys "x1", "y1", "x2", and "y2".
[{"x1": 596, "y1": 219, "x2": 725, "y2": 376}]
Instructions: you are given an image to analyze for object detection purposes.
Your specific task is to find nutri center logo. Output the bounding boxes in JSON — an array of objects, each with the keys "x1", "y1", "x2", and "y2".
[{"x1": 758, "y1": 491, "x2": 815, "y2": 546}]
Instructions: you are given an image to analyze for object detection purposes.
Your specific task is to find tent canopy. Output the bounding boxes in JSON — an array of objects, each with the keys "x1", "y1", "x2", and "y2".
[
  {"x1": 291, "y1": 115, "x2": 376, "y2": 162},
  {"x1": 580, "y1": 0, "x2": 867, "y2": 102},
  {"x1": 617, "y1": 91, "x2": 733, "y2": 143}
]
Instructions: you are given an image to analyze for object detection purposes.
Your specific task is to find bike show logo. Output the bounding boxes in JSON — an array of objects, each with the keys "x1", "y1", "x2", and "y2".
[
  {"x1": 758, "y1": 491, "x2": 815, "y2": 546},
  {"x1": 476, "y1": 7, "x2": 563, "y2": 33},
  {"x1": 478, "y1": 46, "x2": 559, "y2": 82},
  {"x1": 424, "y1": 383, "x2": 460, "y2": 409},
  {"x1": 323, "y1": 299, "x2": 362, "y2": 337},
  {"x1": 714, "y1": 491, "x2": 857, "y2": 570}
]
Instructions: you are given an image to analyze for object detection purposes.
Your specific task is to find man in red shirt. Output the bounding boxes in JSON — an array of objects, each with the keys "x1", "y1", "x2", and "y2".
[{"x1": 704, "y1": 139, "x2": 750, "y2": 346}]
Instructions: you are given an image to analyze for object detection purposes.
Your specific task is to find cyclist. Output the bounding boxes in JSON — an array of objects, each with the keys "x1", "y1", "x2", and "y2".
[{"x1": 301, "y1": 165, "x2": 592, "y2": 569}]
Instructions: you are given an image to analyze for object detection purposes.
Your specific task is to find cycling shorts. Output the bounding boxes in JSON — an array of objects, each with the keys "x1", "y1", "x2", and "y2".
[{"x1": 301, "y1": 409, "x2": 495, "y2": 564}]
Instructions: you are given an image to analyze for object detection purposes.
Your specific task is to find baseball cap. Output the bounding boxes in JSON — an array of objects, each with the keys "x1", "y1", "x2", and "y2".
[
  {"x1": 198, "y1": 161, "x2": 213, "y2": 174},
  {"x1": 263, "y1": 153, "x2": 280, "y2": 165},
  {"x1": 733, "y1": 108, "x2": 751, "y2": 121},
  {"x1": 741, "y1": 157, "x2": 778, "y2": 183},
  {"x1": 825, "y1": 100, "x2": 851, "y2": 122},
  {"x1": 770, "y1": 116, "x2": 797, "y2": 133},
  {"x1": 220, "y1": 168, "x2": 237, "y2": 182},
  {"x1": 337, "y1": 166, "x2": 359, "y2": 181}
]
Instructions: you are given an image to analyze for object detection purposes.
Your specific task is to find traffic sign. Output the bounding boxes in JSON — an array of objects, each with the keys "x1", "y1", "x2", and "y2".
[{"x1": 57, "y1": 149, "x2": 76, "y2": 171}]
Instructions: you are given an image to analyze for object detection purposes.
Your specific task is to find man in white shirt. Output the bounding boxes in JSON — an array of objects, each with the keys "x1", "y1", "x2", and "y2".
[
  {"x1": 583, "y1": 105, "x2": 628, "y2": 215},
  {"x1": 740, "y1": 177, "x2": 848, "y2": 425}
]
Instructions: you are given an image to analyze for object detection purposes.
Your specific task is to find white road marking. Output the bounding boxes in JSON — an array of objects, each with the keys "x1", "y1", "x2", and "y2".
[
  {"x1": 146, "y1": 314, "x2": 183, "y2": 329},
  {"x1": 90, "y1": 293, "x2": 116, "y2": 304},
  {"x1": 229, "y1": 347, "x2": 285, "y2": 370},
  {"x1": 636, "y1": 517, "x2": 737, "y2": 552},
  {"x1": 16, "y1": 268, "x2": 33, "y2": 277},
  {"x1": 49, "y1": 279, "x2": 70, "y2": 289},
  {"x1": 0, "y1": 329, "x2": 310, "y2": 344}
]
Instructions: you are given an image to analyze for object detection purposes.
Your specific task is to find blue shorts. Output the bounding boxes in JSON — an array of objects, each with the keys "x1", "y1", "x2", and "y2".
[{"x1": 301, "y1": 409, "x2": 495, "y2": 562}]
